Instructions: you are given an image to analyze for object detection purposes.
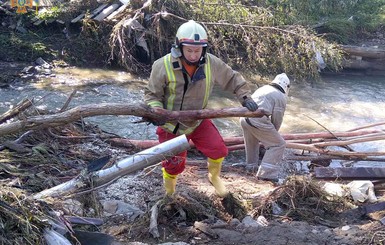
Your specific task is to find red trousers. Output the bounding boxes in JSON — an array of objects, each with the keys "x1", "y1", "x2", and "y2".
[{"x1": 157, "y1": 119, "x2": 228, "y2": 175}]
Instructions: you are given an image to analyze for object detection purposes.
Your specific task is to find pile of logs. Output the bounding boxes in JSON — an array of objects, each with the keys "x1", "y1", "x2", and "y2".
[
  {"x1": 109, "y1": 122, "x2": 385, "y2": 163},
  {"x1": 1, "y1": 100, "x2": 384, "y2": 163},
  {"x1": 340, "y1": 45, "x2": 385, "y2": 75}
]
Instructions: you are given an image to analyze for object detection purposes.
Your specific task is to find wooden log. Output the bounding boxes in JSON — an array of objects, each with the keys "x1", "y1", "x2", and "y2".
[
  {"x1": 89, "y1": 3, "x2": 109, "y2": 19},
  {"x1": 0, "y1": 98, "x2": 33, "y2": 124},
  {"x1": 71, "y1": 13, "x2": 85, "y2": 23},
  {"x1": 217, "y1": 142, "x2": 385, "y2": 159},
  {"x1": 93, "y1": 3, "x2": 120, "y2": 21},
  {"x1": 109, "y1": 129, "x2": 384, "y2": 150},
  {"x1": 342, "y1": 59, "x2": 385, "y2": 71},
  {"x1": 347, "y1": 121, "x2": 385, "y2": 132},
  {"x1": 106, "y1": 4, "x2": 127, "y2": 21},
  {"x1": 314, "y1": 167, "x2": 385, "y2": 180},
  {"x1": 33, "y1": 134, "x2": 190, "y2": 199},
  {"x1": 281, "y1": 130, "x2": 383, "y2": 140},
  {"x1": 287, "y1": 142, "x2": 385, "y2": 157},
  {"x1": 0, "y1": 103, "x2": 266, "y2": 136},
  {"x1": 341, "y1": 45, "x2": 385, "y2": 60},
  {"x1": 310, "y1": 134, "x2": 385, "y2": 148},
  {"x1": 289, "y1": 155, "x2": 385, "y2": 162},
  {"x1": 71, "y1": 3, "x2": 108, "y2": 23}
]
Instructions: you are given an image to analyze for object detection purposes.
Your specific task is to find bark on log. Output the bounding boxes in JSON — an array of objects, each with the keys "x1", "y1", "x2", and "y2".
[
  {"x1": 342, "y1": 59, "x2": 385, "y2": 71},
  {"x1": 108, "y1": 129, "x2": 385, "y2": 162},
  {"x1": 0, "y1": 98, "x2": 33, "y2": 124},
  {"x1": 340, "y1": 45, "x2": 385, "y2": 73},
  {"x1": 341, "y1": 45, "x2": 385, "y2": 59},
  {"x1": 310, "y1": 134, "x2": 385, "y2": 148},
  {"x1": 286, "y1": 142, "x2": 385, "y2": 157},
  {"x1": 33, "y1": 134, "x2": 190, "y2": 199},
  {"x1": 108, "y1": 129, "x2": 384, "y2": 149},
  {"x1": 0, "y1": 103, "x2": 266, "y2": 136}
]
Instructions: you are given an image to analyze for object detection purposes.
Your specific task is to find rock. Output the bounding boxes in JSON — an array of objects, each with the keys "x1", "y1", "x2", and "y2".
[
  {"x1": 35, "y1": 57, "x2": 52, "y2": 69},
  {"x1": 101, "y1": 200, "x2": 144, "y2": 220},
  {"x1": 229, "y1": 218, "x2": 241, "y2": 227},
  {"x1": 21, "y1": 66, "x2": 35, "y2": 73}
]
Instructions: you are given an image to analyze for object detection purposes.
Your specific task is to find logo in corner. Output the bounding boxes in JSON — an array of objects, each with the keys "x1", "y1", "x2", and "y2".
[{"x1": 10, "y1": 0, "x2": 34, "y2": 14}]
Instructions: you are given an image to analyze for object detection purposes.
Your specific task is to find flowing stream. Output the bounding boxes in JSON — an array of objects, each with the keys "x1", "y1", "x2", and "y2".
[{"x1": 1, "y1": 66, "x2": 385, "y2": 166}]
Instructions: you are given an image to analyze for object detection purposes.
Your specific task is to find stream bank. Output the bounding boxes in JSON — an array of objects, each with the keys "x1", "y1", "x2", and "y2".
[{"x1": 1, "y1": 63, "x2": 385, "y2": 244}]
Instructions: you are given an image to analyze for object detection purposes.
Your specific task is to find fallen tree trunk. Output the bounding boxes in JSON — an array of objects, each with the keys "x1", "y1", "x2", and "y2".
[
  {"x1": 33, "y1": 134, "x2": 190, "y2": 199},
  {"x1": 108, "y1": 129, "x2": 385, "y2": 162},
  {"x1": 0, "y1": 103, "x2": 266, "y2": 136},
  {"x1": 339, "y1": 45, "x2": 385, "y2": 75},
  {"x1": 341, "y1": 45, "x2": 385, "y2": 60},
  {"x1": 109, "y1": 129, "x2": 384, "y2": 149}
]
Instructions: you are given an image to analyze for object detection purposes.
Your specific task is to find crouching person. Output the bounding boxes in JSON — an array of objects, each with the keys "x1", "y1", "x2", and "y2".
[{"x1": 240, "y1": 73, "x2": 290, "y2": 183}]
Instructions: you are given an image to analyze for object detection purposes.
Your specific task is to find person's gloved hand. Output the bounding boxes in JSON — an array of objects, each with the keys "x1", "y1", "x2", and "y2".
[
  {"x1": 143, "y1": 117, "x2": 166, "y2": 126},
  {"x1": 242, "y1": 97, "x2": 258, "y2": 111},
  {"x1": 142, "y1": 107, "x2": 167, "y2": 126}
]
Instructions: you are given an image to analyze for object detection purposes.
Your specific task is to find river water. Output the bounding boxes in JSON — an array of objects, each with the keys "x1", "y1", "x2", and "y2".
[{"x1": 1, "y1": 67, "x2": 384, "y2": 166}]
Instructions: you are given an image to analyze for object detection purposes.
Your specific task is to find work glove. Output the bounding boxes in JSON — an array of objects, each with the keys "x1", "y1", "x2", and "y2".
[
  {"x1": 143, "y1": 117, "x2": 166, "y2": 126},
  {"x1": 242, "y1": 97, "x2": 258, "y2": 112}
]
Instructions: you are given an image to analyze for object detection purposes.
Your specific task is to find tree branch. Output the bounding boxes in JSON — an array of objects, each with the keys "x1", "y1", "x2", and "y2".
[{"x1": 0, "y1": 103, "x2": 266, "y2": 136}]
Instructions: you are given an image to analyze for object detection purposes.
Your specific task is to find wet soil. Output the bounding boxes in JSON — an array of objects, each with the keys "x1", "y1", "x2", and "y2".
[
  {"x1": 1, "y1": 120, "x2": 384, "y2": 245},
  {"x1": 97, "y1": 160, "x2": 383, "y2": 245}
]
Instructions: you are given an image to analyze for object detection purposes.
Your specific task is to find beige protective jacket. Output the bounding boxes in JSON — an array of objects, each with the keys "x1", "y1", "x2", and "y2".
[
  {"x1": 145, "y1": 52, "x2": 251, "y2": 135},
  {"x1": 247, "y1": 84, "x2": 287, "y2": 131}
]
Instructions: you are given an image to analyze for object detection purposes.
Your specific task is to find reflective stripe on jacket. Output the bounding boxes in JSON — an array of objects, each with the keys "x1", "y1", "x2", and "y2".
[{"x1": 145, "y1": 52, "x2": 251, "y2": 135}]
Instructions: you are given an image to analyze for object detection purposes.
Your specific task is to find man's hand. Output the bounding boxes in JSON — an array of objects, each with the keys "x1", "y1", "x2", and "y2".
[
  {"x1": 143, "y1": 117, "x2": 166, "y2": 126},
  {"x1": 142, "y1": 106, "x2": 167, "y2": 126},
  {"x1": 242, "y1": 97, "x2": 258, "y2": 111}
]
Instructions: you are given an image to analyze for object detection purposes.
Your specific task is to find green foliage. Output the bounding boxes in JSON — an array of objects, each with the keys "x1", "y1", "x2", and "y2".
[
  {"x1": 36, "y1": 5, "x2": 63, "y2": 20},
  {"x1": 67, "y1": 19, "x2": 112, "y2": 66},
  {"x1": 178, "y1": 0, "x2": 344, "y2": 79},
  {"x1": 0, "y1": 32, "x2": 56, "y2": 62},
  {"x1": 5, "y1": 0, "x2": 380, "y2": 79},
  {"x1": 257, "y1": 0, "x2": 385, "y2": 42},
  {"x1": 319, "y1": 18, "x2": 356, "y2": 44}
]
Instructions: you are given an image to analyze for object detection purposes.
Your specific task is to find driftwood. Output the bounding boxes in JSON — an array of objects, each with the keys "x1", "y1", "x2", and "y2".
[
  {"x1": 341, "y1": 45, "x2": 385, "y2": 60},
  {"x1": 0, "y1": 98, "x2": 33, "y2": 124},
  {"x1": 109, "y1": 128, "x2": 385, "y2": 162},
  {"x1": 34, "y1": 134, "x2": 190, "y2": 199},
  {"x1": 0, "y1": 103, "x2": 266, "y2": 137},
  {"x1": 109, "y1": 129, "x2": 384, "y2": 149},
  {"x1": 340, "y1": 45, "x2": 385, "y2": 74},
  {"x1": 314, "y1": 167, "x2": 385, "y2": 180}
]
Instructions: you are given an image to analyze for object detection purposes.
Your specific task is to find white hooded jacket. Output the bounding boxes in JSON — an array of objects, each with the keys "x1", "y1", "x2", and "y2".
[{"x1": 247, "y1": 84, "x2": 287, "y2": 131}]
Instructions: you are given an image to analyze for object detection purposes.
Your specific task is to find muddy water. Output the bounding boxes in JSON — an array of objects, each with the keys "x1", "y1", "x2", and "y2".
[{"x1": 1, "y1": 67, "x2": 385, "y2": 165}]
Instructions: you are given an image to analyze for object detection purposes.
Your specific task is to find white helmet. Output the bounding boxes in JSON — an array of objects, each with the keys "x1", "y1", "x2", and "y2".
[
  {"x1": 271, "y1": 73, "x2": 290, "y2": 94},
  {"x1": 175, "y1": 20, "x2": 208, "y2": 48}
]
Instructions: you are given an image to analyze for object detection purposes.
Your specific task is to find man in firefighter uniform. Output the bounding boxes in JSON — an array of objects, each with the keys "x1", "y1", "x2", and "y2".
[
  {"x1": 240, "y1": 73, "x2": 290, "y2": 182},
  {"x1": 145, "y1": 20, "x2": 258, "y2": 197}
]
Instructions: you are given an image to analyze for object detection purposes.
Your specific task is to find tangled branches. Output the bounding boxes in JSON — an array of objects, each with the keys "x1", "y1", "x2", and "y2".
[
  {"x1": 106, "y1": 0, "x2": 344, "y2": 79},
  {"x1": 0, "y1": 187, "x2": 50, "y2": 244},
  {"x1": 252, "y1": 176, "x2": 352, "y2": 224}
]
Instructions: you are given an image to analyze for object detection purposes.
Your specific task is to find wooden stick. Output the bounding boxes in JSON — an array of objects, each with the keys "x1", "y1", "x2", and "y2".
[
  {"x1": 347, "y1": 121, "x2": 385, "y2": 132},
  {"x1": 0, "y1": 98, "x2": 33, "y2": 124},
  {"x1": 108, "y1": 130, "x2": 385, "y2": 150}
]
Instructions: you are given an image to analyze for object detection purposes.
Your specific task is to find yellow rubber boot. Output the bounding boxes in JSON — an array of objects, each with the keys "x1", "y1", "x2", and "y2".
[
  {"x1": 207, "y1": 157, "x2": 229, "y2": 197},
  {"x1": 162, "y1": 167, "x2": 177, "y2": 196}
]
